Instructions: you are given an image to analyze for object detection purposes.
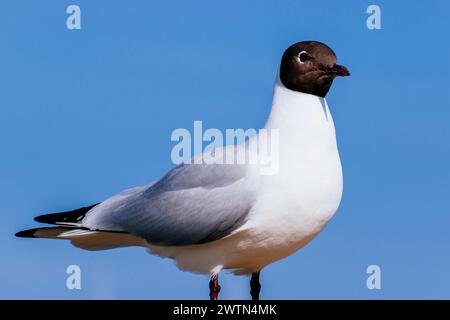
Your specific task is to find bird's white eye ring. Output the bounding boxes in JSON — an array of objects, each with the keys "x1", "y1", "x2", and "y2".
[{"x1": 298, "y1": 51, "x2": 311, "y2": 64}]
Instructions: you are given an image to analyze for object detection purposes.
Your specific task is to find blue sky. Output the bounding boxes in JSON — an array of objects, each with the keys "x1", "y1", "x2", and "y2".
[{"x1": 1, "y1": 0, "x2": 450, "y2": 299}]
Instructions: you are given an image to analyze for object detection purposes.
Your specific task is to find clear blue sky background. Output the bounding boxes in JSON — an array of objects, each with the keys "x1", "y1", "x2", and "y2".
[{"x1": 1, "y1": 0, "x2": 450, "y2": 299}]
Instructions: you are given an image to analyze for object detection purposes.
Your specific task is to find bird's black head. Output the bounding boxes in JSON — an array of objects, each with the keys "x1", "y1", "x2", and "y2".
[{"x1": 279, "y1": 41, "x2": 350, "y2": 97}]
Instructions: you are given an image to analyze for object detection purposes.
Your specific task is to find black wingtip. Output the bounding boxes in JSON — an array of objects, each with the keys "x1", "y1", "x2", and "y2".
[
  {"x1": 34, "y1": 214, "x2": 51, "y2": 223},
  {"x1": 33, "y1": 203, "x2": 99, "y2": 225},
  {"x1": 15, "y1": 229, "x2": 37, "y2": 238}
]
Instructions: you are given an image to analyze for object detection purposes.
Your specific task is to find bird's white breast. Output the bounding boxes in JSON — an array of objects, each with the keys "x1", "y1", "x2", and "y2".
[{"x1": 238, "y1": 80, "x2": 343, "y2": 265}]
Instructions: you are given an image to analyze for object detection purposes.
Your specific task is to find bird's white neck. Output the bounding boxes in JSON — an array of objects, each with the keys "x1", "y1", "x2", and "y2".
[
  {"x1": 264, "y1": 77, "x2": 337, "y2": 147},
  {"x1": 262, "y1": 77, "x2": 339, "y2": 173}
]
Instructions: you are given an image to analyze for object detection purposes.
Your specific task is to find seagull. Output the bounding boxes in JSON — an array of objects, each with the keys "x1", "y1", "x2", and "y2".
[{"x1": 16, "y1": 41, "x2": 350, "y2": 300}]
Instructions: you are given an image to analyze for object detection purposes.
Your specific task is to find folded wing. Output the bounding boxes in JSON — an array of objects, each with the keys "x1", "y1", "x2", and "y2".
[{"x1": 82, "y1": 162, "x2": 256, "y2": 246}]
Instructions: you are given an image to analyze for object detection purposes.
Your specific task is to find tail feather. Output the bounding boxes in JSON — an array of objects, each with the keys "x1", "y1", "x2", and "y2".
[
  {"x1": 16, "y1": 226, "x2": 147, "y2": 251},
  {"x1": 17, "y1": 203, "x2": 148, "y2": 251}
]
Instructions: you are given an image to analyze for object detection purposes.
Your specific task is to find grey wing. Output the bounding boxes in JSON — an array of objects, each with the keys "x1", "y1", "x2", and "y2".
[{"x1": 82, "y1": 163, "x2": 256, "y2": 246}]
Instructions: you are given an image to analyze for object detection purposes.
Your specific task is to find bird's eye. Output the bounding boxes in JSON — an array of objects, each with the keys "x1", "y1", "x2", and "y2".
[{"x1": 298, "y1": 51, "x2": 311, "y2": 64}]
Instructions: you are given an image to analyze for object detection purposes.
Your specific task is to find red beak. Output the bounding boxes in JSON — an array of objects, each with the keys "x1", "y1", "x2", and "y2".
[{"x1": 330, "y1": 64, "x2": 350, "y2": 77}]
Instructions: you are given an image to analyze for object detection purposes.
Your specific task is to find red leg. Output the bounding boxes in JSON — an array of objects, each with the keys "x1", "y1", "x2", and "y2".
[{"x1": 209, "y1": 274, "x2": 221, "y2": 300}]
